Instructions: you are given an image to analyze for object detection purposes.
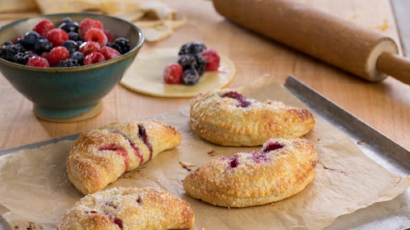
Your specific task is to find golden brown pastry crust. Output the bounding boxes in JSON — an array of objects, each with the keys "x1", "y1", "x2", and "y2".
[
  {"x1": 189, "y1": 89, "x2": 315, "y2": 146},
  {"x1": 183, "y1": 138, "x2": 317, "y2": 207},
  {"x1": 57, "y1": 187, "x2": 195, "y2": 230},
  {"x1": 67, "y1": 120, "x2": 181, "y2": 195}
]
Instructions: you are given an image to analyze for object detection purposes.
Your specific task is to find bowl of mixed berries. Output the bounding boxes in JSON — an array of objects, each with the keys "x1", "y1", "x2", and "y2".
[{"x1": 0, "y1": 13, "x2": 144, "y2": 121}]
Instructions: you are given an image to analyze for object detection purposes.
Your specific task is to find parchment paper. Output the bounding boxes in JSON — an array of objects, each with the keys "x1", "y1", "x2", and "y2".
[{"x1": 0, "y1": 75, "x2": 409, "y2": 230}]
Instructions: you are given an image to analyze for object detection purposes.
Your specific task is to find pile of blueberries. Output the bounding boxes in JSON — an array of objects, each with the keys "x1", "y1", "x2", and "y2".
[{"x1": 0, "y1": 17, "x2": 130, "y2": 67}]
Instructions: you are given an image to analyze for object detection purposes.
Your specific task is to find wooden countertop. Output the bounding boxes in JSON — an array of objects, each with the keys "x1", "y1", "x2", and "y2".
[{"x1": 0, "y1": 0, "x2": 409, "y2": 151}]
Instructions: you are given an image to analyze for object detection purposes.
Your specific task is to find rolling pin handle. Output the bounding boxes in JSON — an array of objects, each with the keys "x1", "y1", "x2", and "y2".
[{"x1": 377, "y1": 52, "x2": 410, "y2": 85}]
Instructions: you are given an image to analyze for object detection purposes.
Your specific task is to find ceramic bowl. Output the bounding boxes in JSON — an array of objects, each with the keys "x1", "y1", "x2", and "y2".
[{"x1": 0, "y1": 13, "x2": 144, "y2": 121}]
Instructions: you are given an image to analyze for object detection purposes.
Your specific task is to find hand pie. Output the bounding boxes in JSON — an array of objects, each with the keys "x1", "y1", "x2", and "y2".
[
  {"x1": 183, "y1": 138, "x2": 317, "y2": 207},
  {"x1": 57, "y1": 187, "x2": 195, "y2": 230},
  {"x1": 189, "y1": 89, "x2": 315, "y2": 146},
  {"x1": 67, "y1": 120, "x2": 181, "y2": 195}
]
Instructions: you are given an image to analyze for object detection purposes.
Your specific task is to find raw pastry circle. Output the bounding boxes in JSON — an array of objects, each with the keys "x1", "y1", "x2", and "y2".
[
  {"x1": 183, "y1": 138, "x2": 317, "y2": 208},
  {"x1": 120, "y1": 48, "x2": 236, "y2": 97}
]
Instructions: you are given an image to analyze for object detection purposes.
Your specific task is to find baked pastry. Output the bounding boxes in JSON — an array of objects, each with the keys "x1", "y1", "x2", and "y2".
[
  {"x1": 57, "y1": 187, "x2": 195, "y2": 230},
  {"x1": 67, "y1": 120, "x2": 182, "y2": 195},
  {"x1": 189, "y1": 89, "x2": 315, "y2": 146},
  {"x1": 183, "y1": 138, "x2": 317, "y2": 207}
]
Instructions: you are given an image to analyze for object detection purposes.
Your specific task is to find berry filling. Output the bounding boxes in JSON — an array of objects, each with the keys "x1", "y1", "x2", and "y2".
[
  {"x1": 138, "y1": 125, "x2": 153, "y2": 160},
  {"x1": 113, "y1": 131, "x2": 144, "y2": 166},
  {"x1": 228, "y1": 155, "x2": 239, "y2": 169},
  {"x1": 251, "y1": 151, "x2": 270, "y2": 164},
  {"x1": 136, "y1": 197, "x2": 143, "y2": 205},
  {"x1": 113, "y1": 218, "x2": 123, "y2": 230},
  {"x1": 261, "y1": 141, "x2": 285, "y2": 153},
  {"x1": 105, "y1": 202, "x2": 118, "y2": 209},
  {"x1": 98, "y1": 144, "x2": 129, "y2": 172},
  {"x1": 221, "y1": 91, "x2": 252, "y2": 108}
]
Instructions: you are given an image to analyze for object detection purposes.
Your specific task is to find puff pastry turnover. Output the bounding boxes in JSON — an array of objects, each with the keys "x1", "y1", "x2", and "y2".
[
  {"x1": 67, "y1": 120, "x2": 181, "y2": 195},
  {"x1": 57, "y1": 187, "x2": 195, "y2": 230},
  {"x1": 190, "y1": 89, "x2": 315, "y2": 146},
  {"x1": 183, "y1": 138, "x2": 317, "y2": 207}
]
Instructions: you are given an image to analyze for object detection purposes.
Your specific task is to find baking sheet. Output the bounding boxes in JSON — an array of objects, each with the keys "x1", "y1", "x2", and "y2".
[{"x1": 0, "y1": 76, "x2": 409, "y2": 230}]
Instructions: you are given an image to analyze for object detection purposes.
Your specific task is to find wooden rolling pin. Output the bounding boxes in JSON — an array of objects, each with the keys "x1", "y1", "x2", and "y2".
[{"x1": 212, "y1": 0, "x2": 410, "y2": 85}]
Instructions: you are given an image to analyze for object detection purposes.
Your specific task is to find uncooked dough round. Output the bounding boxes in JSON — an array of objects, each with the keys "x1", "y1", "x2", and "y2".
[{"x1": 120, "y1": 48, "x2": 236, "y2": 97}]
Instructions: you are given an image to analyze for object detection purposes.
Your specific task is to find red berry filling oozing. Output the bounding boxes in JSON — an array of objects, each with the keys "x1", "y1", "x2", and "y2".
[
  {"x1": 98, "y1": 144, "x2": 129, "y2": 172},
  {"x1": 228, "y1": 155, "x2": 239, "y2": 169},
  {"x1": 261, "y1": 141, "x2": 285, "y2": 153},
  {"x1": 138, "y1": 125, "x2": 153, "y2": 160},
  {"x1": 221, "y1": 91, "x2": 252, "y2": 108}
]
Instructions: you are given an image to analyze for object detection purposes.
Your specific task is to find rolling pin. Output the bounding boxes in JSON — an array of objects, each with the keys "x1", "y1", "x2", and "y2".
[{"x1": 212, "y1": 0, "x2": 410, "y2": 85}]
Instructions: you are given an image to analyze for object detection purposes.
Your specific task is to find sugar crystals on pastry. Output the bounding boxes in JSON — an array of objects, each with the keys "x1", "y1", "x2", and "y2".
[
  {"x1": 189, "y1": 89, "x2": 315, "y2": 146},
  {"x1": 183, "y1": 138, "x2": 317, "y2": 207},
  {"x1": 57, "y1": 187, "x2": 195, "y2": 230},
  {"x1": 67, "y1": 120, "x2": 181, "y2": 195}
]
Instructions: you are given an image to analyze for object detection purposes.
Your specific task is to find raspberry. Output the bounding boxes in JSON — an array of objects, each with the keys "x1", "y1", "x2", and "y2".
[
  {"x1": 46, "y1": 28, "x2": 69, "y2": 46},
  {"x1": 202, "y1": 49, "x2": 220, "y2": 71},
  {"x1": 79, "y1": 41, "x2": 100, "y2": 56},
  {"x1": 41, "y1": 51, "x2": 49, "y2": 60},
  {"x1": 103, "y1": 29, "x2": 113, "y2": 42},
  {"x1": 99, "y1": 46, "x2": 121, "y2": 60},
  {"x1": 163, "y1": 63, "x2": 183, "y2": 84},
  {"x1": 27, "y1": 56, "x2": 49, "y2": 68},
  {"x1": 79, "y1": 18, "x2": 103, "y2": 37},
  {"x1": 47, "y1": 46, "x2": 70, "y2": 66},
  {"x1": 83, "y1": 52, "x2": 105, "y2": 65},
  {"x1": 33, "y1": 19, "x2": 54, "y2": 36},
  {"x1": 182, "y1": 68, "x2": 200, "y2": 85},
  {"x1": 85, "y1": 28, "x2": 108, "y2": 46}
]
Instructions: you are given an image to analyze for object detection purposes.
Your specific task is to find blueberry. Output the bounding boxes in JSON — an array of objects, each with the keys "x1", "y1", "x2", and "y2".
[
  {"x1": 58, "y1": 21, "x2": 79, "y2": 33},
  {"x1": 18, "y1": 31, "x2": 40, "y2": 50},
  {"x1": 62, "y1": 40, "x2": 79, "y2": 54},
  {"x1": 34, "y1": 38, "x2": 53, "y2": 54},
  {"x1": 14, "y1": 51, "x2": 35, "y2": 65},
  {"x1": 70, "y1": 51, "x2": 84, "y2": 65},
  {"x1": 182, "y1": 68, "x2": 200, "y2": 85},
  {"x1": 179, "y1": 42, "x2": 207, "y2": 56},
  {"x1": 61, "y1": 17, "x2": 72, "y2": 24},
  {"x1": 68, "y1": 32, "x2": 80, "y2": 41},
  {"x1": 76, "y1": 40, "x2": 83, "y2": 47}
]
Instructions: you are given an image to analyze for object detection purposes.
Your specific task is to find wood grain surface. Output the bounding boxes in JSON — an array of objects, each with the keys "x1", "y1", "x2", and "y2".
[{"x1": 0, "y1": 0, "x2": 409, "y2": 151}]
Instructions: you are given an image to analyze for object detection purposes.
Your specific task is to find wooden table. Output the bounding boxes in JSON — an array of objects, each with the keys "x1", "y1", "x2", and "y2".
[{"x1": 0, "y1": 0, "x2": 409, "y2": 151}]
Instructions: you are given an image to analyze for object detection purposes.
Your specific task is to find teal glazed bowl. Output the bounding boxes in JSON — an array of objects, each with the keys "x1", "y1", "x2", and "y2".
[{"x1": 0, "y1": 13, "x2": 144, "y2": 121}]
